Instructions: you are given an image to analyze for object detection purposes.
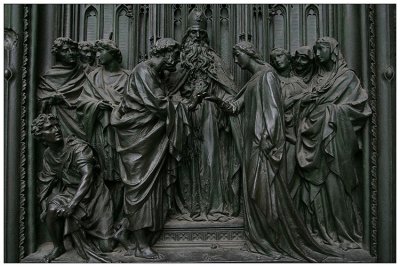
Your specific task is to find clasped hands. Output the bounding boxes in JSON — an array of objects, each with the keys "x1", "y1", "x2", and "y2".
[{"x1": 188, "y1": 91, "x2": 210, "y2": 111}]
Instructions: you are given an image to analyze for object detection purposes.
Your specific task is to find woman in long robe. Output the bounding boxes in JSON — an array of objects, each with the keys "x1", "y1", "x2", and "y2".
[
  {"x1": 206, "y1": 41, "x2": 336, "y2": 262},
  {"x1": 290, "y1": 37, "x2": 371, "y2": 250}
]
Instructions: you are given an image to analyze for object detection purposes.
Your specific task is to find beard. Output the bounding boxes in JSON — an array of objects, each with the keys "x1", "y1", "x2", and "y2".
[{"x1": 180, "y1": 36, "x2": 216, "y2": 75}]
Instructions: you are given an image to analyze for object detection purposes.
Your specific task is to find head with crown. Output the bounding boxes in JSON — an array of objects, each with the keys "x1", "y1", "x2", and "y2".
[{"x1": 180, "y1": 8, "x2": 215, "y2": 72}]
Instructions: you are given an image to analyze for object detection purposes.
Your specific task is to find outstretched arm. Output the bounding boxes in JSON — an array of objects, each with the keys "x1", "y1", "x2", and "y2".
[{"x1": 57, "y1": 163, "x2": 93, "y2": 217}]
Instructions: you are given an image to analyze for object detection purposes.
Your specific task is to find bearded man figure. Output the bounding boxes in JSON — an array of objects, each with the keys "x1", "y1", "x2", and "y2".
[{"x1": 167, "y1": 8, "x2": 241, "y2": 222}]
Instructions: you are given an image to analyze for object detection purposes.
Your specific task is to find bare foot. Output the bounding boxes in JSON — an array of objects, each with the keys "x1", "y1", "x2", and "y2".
[
  {"x1": 193, "y1": 213, "x2": 208, "y2": 221},
  {"x1": 43, "y1": 246, "x2": 66, "y2": 263},
  {"x1": 135, "y1": 247, "x2": 159, "y2": 259},
  {"x1": 124, "y1": 249, "x2": 135, "y2": 256}
]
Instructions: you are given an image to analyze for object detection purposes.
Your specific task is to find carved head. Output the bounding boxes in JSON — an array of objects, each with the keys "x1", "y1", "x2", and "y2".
[
  {"x1": 233, "y1": 41, "x2": 264, "y2": 70},
  {"x1": 95, "y1": 39, "x2": 123, "y2": 65},
  {"x1": 293, "y1": 46, "x2": 315, "y2": 73},
  {"x1": 314, "y1": 36, "x2": 342, "y2": 64},
  {"x1": 52, "y1": 37, "x2": 78, "y2": 65},
  {"x1": 78, "y1": 41, "x2": 96, "y2": 65},
  {"x1": 31, "y1": 114, "x2": 63, "y2": 145},
  {"x1": 187, "y1": 8, "x2": 207, "y2": 31},
  {"x1": 183, "y1": 8, "x2": 209, "y2": 46},
  {"x1": 270, "y1": 48, "x2": 292, "y2": 72},
  {"x1": 150, "y1": 38, "x2": 181, "y2": 72}
]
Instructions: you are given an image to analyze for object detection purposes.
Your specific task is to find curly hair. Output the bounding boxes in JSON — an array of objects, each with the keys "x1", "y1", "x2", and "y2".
[
  {"x1": 51, "y1": 37, "x2": 78, "y2": 55},
  {"x1": 233, "y1": 41, "x2": 265, "y2": 65},
  {"x1": 270, "y1": 47, "x2": 291, "y2": 64},
  {"x1": 150, "y1": 38, "x2": 180, "y2": 57},
  {"x1": 180, "y1": 32, "x2": 216, "y2": 74},
  {"x1": 95, "y1": 39, "x2": 123, "y2": 63},
  {"x1": 78, "y1": 41, "x2": 95, "y2": 51},
  {"x1": 31, "y1": 114, "x2": 60, "y2": 139}
]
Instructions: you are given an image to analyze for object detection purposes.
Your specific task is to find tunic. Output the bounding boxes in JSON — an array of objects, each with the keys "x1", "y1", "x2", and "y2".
[{"x1": 38, "y1": 136, "x2": 114, "y2": 240}]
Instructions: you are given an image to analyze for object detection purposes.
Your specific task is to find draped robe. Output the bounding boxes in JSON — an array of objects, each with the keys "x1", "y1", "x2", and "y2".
[
  {"x1": 77, "y1": 67, "x2": 130, "y2": 220},
  {"x1": 166, "y1": 51, "x2": 242, "y2": 221},
  {"x1": 224, "y1": 65, "x2": 334, "y2": 262},
  {"x1": 110, "y1": 61, "x2": 190, "y2": 232},
  {"x1": 37, "y1": 64, "x2": 86, "y2": 139},
  {"x1": 290, "y1": 55, "x2": 371, "y2": 248}
]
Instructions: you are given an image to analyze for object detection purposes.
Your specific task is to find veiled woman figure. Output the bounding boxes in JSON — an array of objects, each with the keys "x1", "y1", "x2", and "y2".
[
  {"x1": 206, "y1": 41, "x2": 336, "y2": 262},
  {"x1": 290, "y1": 37, "x2": 371, "y2": 250}
]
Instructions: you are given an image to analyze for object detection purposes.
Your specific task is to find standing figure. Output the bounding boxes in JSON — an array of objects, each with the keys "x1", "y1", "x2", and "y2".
[
  {"x1": 32, "y1": 114, "x2": 114, "y2": 263},
  {"x1": 78, "y1": 41, "x2": 97, "y2": 74},
  {"x1": 111, "y1": 38, "x2": 189, "y2": 259},
  {"x1": 37, "y1": 37, "x2": 86, "y2": 139},
  {"x1": 77, "y1": 39, "x2": 130, "y2": 221},
  {"x1": 270, "y1": 48, "x2": 308, "y2": 184},
  {"x1": 291, "y1": 37, "x2": 371, "y2": 250},
  {"x1": 292, "y1": 46, "x2": 316, "y2": 84},
  {"x1": 270, "y1": 47, "x2": 307, "y2": 99},
  {"x1": 205, "y1": 41, "x2": 336, "y2": 262},
  {"x1": 167, "y1": 8, "x2": 241, "y2": 221}
]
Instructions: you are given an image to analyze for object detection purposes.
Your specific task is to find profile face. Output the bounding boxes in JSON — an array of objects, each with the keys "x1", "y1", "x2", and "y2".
[
  {"x1": 272, "y1": 52, "x2": 290, "y2": 70},
  {"x1": 58, "y1": 43, "x2": 78, "y2": 64},
  {"x1": 80, "y1": 46, "x2": 95, "y2": 64},
  {"x1": 233, "y1": 50, "x2": 250, "y2": 70},
  {"x1": 188, "y1": 29, "x2": 207, "y2": 43},
  {"x1": 294, "y1": 53, "x2": 312, "y2": 72},
  {"x1": 40, "y1": 121, "x2": 63, "y2": 144},
  {"x1": 314, "y1": 43, "x2": 331, "y2": 63},
  {"x1": 96, "y1": 47, "x2": 114, "y2": 65}
]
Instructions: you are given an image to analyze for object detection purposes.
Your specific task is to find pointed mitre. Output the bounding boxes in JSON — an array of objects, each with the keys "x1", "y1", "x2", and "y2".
[{"x1": 187, "y1": 8, "x2": 207, "y2": 31}]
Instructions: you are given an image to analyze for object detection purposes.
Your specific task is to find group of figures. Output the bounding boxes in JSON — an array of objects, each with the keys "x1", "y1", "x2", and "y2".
[{"x1": 32, "y1": 8, "x2": 371, "y2": 263}]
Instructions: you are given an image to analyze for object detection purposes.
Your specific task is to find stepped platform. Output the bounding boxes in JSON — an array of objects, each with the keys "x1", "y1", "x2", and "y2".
[{"x1": 22, "y1": 216, "x2": 376, "y2": 263}]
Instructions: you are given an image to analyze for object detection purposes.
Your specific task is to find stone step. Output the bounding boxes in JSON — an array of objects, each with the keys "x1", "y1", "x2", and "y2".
[{"x1": 155, "y1": 217, "x2": 245, "y2": 248}]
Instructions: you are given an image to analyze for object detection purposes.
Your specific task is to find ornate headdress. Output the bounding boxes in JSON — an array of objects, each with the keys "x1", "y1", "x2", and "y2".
[{"x1": 187, "y1": 8, "x2": 207, "y2": 31}]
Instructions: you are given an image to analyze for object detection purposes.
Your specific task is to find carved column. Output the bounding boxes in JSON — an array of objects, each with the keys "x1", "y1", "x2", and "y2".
[
  {"x1": 4, "y1": 4, "x2": 24, "y2": 263},
  {"x1": 375, "y1": 4, "x2": 396, "y2": 263},
  {"x1": 342, "y1": 4, "x2": 362, "y2": 77}
]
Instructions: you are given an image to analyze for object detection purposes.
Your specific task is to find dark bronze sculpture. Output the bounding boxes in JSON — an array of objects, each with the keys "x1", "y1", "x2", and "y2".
[
  {"x1": 290, "y1": 37, "x2": 372, "y2": 251},
  {"x1": 37, "y1": 37, "x2": 87, "y2": 139},
  {"x1": 270, "y1": 48, "x2": 307, "y2": 185},
  {"x1": 205, "y1": 41, "x2": 337, "y2": 262},
  {"x1": 78, "y1": 41, "x2": 97, "y2": 74},
  {"x1": 31, "y1": 114, "x2": 114, "y2": 263},
  {"x1": 167, "y1": 8, "x2": 241, "y2": 221},
  {"x1": 110, "y1": 38, "x2": 189, "y2": 259},
  {"x1": 77, "y1": 39, "x2": 130, "y2": 222},
  {"x1": 292, "y1": 46, "x2": 316, "y2": 84},
  {"x1": 5, "y1": 3, "x2": 393, "y2": 263}
]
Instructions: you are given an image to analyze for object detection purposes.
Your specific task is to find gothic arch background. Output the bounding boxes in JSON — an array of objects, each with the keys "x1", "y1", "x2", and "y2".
[{"x1": 3, "y1": 4, "x2": 396, "y2": 263}]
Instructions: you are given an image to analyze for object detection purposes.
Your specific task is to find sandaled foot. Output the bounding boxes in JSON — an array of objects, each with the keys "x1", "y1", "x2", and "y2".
[
  {"x1": 43, "y1": 246, "x2": 66, "y2": 263},
  {"x1": 135, "y1": 247, "x2": 159, "y2": 259}
]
